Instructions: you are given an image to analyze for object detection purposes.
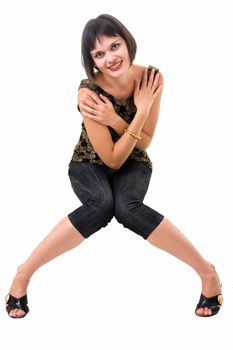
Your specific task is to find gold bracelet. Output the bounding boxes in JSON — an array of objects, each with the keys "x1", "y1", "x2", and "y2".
[{"x1": 124, "y1": 129, "x2": 141, "y2": 140}]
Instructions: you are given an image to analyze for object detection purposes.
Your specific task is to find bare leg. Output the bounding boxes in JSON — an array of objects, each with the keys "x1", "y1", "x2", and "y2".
[
  {"x1": 8, "y1": 216, "x2": 85, "y2": 317},
  {"x1": 147, "y1": 218, "x2": 222, "y2": 316}
]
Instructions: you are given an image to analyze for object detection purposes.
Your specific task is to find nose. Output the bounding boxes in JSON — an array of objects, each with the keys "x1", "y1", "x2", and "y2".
[{"x1": 106, "y1": 51, "x2": 116, "y2": 64}]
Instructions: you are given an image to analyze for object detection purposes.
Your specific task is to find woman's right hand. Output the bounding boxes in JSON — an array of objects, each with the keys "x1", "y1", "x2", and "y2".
[{"x1": 134, "y1": 68, "x2": 162, "y2": 117}]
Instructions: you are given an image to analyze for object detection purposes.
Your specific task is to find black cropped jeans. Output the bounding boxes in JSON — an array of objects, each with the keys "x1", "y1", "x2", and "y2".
[{"x1": 68, "y1": 160, "x2": 164, "y2": 240}]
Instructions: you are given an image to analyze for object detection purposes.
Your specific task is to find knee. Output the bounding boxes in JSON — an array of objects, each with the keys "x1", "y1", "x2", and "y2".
[
  {"x1": 88, "y1": 196, "x2": 114, "y2": 237},
  {"x1": 93, "y1": 196, "x2": 114, "y2": 224},
  {"x1": 68, "y1": 193, "x2": 114, "y2": 238},
  {"x1": 114, "y1": 195, "x2": 164, "y2": 240},
  {"x1": 82, "y1": 189, "x2": 115, "y2": 227},
  {"x1": 114, "y1": 196, "x2": 135, "y2": 226}
]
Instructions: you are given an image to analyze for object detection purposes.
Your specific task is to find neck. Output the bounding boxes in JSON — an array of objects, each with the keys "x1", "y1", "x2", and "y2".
[{"x1": 99, "y1": 65, "x2": 134, "y2": 90}]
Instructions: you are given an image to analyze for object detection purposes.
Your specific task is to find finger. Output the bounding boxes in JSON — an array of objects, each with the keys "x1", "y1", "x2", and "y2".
[
  {"x1": 90, "y1": 93, "x2": 102, "y2": 105},
  {"x1": 100, "y1": 95, "x2": 114, "y2": 111},
  {"x1": 148, "y1": 68, "x2": 155, "y2": 87},
  {"x1": 80, "y1": 98, "x2": 100, "y2": 110},
  {"x1": 83, "y1": 91, "x2": 101, "y2": 104},
  {"x1": 82, "y1": 111, "x2": 99, "y2": 121},
  {"x1": 152, "y1": 71, "x2": 160, "y2": 87},
  {"x1": 79, "y1": 97, "x2": 93, "y2": 108},
  {"x1": 79, "y1": 104, "x2": 97, "y2": 115},
  {"x1": 153, "y1": 83, "x2": 163, "y2": 96},
  {"x1": 149, "y1": 68, "x2": 159, "y2": 88},
  {"x1": 99, "y1": 94, "x2": 110, "y2": 104},
  {"x1": 79, "y1": 96, "x2": 93, "y2": 104},
  {"x1": 141, "y1": 69, "x2": 148, "y2": 88},
  {"x1": 134, "y1": 79, "x2": 140, "y2": 94}
]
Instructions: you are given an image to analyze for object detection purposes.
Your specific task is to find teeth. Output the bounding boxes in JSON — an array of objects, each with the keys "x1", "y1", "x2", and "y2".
[{"x1": 109, "y1": 62, "x2": 121, "y2": 69}]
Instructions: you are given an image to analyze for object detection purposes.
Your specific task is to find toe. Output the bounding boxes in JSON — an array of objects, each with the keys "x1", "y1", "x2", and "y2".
[
  {"x1": 16, "y1": 309, "x2": 25, "y2": 317},
  {"x1": 9, "y1": 309, "x2": 18, "y2": 317},
  {"x1": 196, "y1": 307, "x2": 204, "y2": 316},
  {"x1": 203, "y1": 307, "x2": 212, "y2": 316},
  {"x1": 9, "y1": 308, "x2": 25, "y2": 318},
  {"x1": 196, "y1": 307, "x2": 213, "y2": 317}
]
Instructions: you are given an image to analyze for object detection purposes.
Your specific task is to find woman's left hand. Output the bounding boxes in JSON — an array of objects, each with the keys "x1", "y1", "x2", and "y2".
[{"x1": 79, "y1": 90, "x2": 117, "y2": 128}]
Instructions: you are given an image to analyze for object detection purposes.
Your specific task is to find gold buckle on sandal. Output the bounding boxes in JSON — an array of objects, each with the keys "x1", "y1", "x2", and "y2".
[
  {"x1": 218, "y1": 295, "x2": 224, "y2": 305},
  {"x1": 5, "y1": 294, "x2": 10, "y2": 303}
]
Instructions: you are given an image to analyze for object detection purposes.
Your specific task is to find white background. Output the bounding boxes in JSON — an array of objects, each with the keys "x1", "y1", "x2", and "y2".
[{"x1": 0, "y1": 0, "x2": 232, "y2": 349}]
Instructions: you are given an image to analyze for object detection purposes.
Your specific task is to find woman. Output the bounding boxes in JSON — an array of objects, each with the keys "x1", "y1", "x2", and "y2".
[{"x1": 5, "y1": 14, "x2": 223, "y2": 318}]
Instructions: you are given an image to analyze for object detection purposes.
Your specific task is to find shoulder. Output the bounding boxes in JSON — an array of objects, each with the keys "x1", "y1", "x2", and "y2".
[
  {"x1": 78, "y1": 79, "x2": 96, "y2": 91},
  {"x1": 77, "y1": 79, "x2": 100, "y2": 102},
  {"x1": 132, "y1": 64, "x2": 163, "y2": 84}
]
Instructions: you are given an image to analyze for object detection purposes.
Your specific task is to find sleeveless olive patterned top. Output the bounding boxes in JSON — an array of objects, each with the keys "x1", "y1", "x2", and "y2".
[{"x1": 71, "y1": 67, "x2": 157, "y2": 168}]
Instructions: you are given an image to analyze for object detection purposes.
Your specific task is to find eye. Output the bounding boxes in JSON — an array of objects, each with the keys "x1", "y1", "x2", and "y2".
[
  {"x1": 94, "y1": 52, "x2": 104, "y2": 59},
  {"x1": 111, "y1": 43, "x2": 120, "y2": 50}
]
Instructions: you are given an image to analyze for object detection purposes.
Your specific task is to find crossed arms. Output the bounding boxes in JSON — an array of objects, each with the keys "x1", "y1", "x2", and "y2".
[{"x1": 78, "y1": 69, "x2": 164, "y2": 170}]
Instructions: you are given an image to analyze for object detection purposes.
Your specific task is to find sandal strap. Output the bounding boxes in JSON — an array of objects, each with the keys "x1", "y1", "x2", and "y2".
[
  {"x1": 196, "y1": 293, "x2": 223, "y2": 315},
  {"x1": 5, "y1": 294, "x2": 29, "y2": 315}
]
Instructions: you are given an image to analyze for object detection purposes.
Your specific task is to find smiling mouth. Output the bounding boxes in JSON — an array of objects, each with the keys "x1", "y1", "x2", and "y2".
[{"x1": 108, "y1": 61, "x2": 122, "y2": 71}]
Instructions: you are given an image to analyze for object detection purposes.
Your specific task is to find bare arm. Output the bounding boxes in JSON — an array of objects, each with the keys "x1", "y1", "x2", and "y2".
[
  {"x1": 78, "y1": 72, "x2": 163, "y2": 150},
  {"x1": 79, "y1": 69, "x2": 162, "y2": 169},
  {"x1": 82, "y1": 109, "x2": 147, "y2": 170},
  {"x1": 108, "y1": 72, "x2": 163, "y2": 149}
]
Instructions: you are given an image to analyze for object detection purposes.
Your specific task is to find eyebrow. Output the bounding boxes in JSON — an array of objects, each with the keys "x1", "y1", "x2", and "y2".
[{"x1": 91, "y1": 39, "x2": 121, "y2": 55}]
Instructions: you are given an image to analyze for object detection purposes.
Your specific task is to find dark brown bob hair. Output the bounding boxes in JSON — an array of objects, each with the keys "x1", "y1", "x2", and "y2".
[{"x1": 81, "y1": 14, "x2": 137, "y2": 80}]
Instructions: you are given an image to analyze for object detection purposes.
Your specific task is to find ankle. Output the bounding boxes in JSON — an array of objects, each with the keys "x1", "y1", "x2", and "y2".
[
  {"x1": 198, "y1": 262, "x2": 217, "y2": 279},
  {"x1": 9, "y1": 266, "x2": 31, "y2": 297}
]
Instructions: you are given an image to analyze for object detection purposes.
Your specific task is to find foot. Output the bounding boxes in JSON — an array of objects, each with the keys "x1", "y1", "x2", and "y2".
[
  {"x1": 195, "y1": 264, "x2": 222, "y2": 317},
  {"x1": 6, "y1": 266, "x2": 30, "y2": 318}
]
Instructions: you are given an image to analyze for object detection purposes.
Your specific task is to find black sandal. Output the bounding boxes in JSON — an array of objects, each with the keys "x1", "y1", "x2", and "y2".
[
  {"x1": 195, "y1": 293, "x2": 223, "y2": 317},
  {"x1": 5, "y1": 293, "x2": 30, "y2": 318}
]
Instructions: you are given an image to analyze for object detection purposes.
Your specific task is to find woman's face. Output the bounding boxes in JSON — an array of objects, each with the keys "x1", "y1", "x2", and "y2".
[{"x1": 90, "y1": 35, "x2": 131, "y2": 78}]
